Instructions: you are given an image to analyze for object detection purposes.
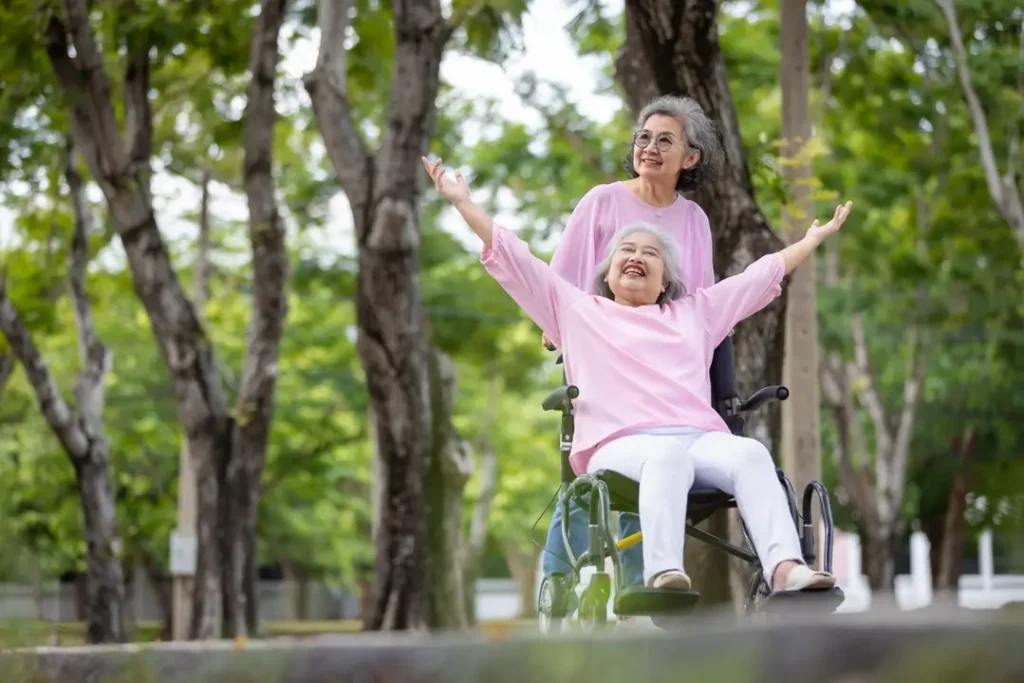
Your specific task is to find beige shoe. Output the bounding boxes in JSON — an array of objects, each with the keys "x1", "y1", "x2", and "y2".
[
  {"x1": 783, "y1": 564, "x2": 836, "y2": 591},
  {"x1": 649, "y1": 570, "x2": 692, "y2": 590}
]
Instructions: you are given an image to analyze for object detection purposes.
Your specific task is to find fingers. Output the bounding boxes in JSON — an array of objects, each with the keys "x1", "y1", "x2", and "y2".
[{"x1": 420, "y1": 156, "x2": 444, "y2": 181}]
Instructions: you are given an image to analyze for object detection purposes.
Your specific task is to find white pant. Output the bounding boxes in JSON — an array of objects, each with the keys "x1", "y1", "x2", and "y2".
[{"x1": 586, "y1": 430, "x2": 804, "y2": 585}]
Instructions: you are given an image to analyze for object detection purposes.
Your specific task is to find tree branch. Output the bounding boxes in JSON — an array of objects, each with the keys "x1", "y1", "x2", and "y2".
[
  {"x1": 303, "y1": 0, "x2": 373, "y2": 217},
  {"x1": 61, "y1": 0, "x2": 129, "y2": 177},
  {"x1": 934, "y1": 0, "x2": 1024, "y2": 246},
  {"x1": 45, "y1": 8, "x2": 150, "y2": 233},
  {"x1": 123, "y1": 13, "x2": 153, "y2": 181},
  {"x1": 371, "y1": 0, "x2": 451, "y2": 243},
  {"x1": 65, "y1": 137, "x2": 113, "y2": 441},
  {"x1": 0, "y1": 354, "x2": 14, "y2": 401},
  {"x1": 194, "y1": 168, "x2": 213, "y2": 315},
  {"x1": 0, "y1": 278, "x2": 89, "y2": 459},
  {"x1": 889, "y1": 327, "x2": 926, "y2": 499},
  {"x1": 848, "y1": 313, "x2": 893, "y2": 460}
]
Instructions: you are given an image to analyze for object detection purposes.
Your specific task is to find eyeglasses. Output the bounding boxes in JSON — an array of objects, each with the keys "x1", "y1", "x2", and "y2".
[{"x1": 633, "y1": 130, "x2": 676, "y2": 153}]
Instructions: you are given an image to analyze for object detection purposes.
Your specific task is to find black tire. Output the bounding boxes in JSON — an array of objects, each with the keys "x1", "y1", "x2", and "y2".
[
  {"x1": 578, "y1": 586, "x2": 609, "y2": 632},
  {"x1": 538, "y1": 575, "x2": 568, "y2": 634}
]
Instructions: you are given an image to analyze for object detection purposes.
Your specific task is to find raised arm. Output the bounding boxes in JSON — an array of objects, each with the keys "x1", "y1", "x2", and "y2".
[
  {"x1": 695, "y1": 201, "x2": 853, "y2": 344},
  {"x1": 422, "y1": 156, "x2": 583, "y2": 347}
]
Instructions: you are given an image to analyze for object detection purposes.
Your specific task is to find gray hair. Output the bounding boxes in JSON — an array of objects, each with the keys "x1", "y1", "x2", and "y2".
[
  {"x1": 624, "y1": 95, "x2": 722, "y2": 193},
  {"x1": 593, "y1": 222, "x2": 686, "y2": 304}
]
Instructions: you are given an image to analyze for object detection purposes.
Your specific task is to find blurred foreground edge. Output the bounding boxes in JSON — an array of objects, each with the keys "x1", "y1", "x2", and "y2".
[{"x1": 2, "y1": 604, "x2": 1023, "y2": 683}]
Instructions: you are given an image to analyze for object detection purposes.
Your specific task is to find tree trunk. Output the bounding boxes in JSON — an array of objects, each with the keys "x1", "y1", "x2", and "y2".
[
  {"x1": 684, "y1": 514, "x2": 733, "y2": 607},
  {"x1": 778, "y1": 0, "x2": 821, "y2": 498},
  {"x1": 461, "y1": 367, "x2": 500, "y2": 626},
  {"x1": 617, "y1": 0, "x2": 786, "y2": 606},
  {"x1": 502, "y1": 542, "x2": 540, "y2": 619},
  {"x1": 44, "y1": 1, "x2": 232, "y2": 639},
  {"x1": 281, "y1": 560, "x2": 308, "y2": 620},
  {"x1": 935, "y1": 425, "x2": 977, "y2": 590},
  {"x1": 425, "y1": 348, "x2": 472, "y2": 629},
  {"x1": 304, "y1": 0, "x2": 454, "y2": 631},
  {"x1": 863, "y1": 524, "x2": 903, "y2": 591},
  {"x1": 0, "y1": 141, "x2": 127, "y2": 643},
  {"x1": 139, "y1": 549, "x2": 174, "y2": 640},
  {"x1": 224, "y1": 0, "x2": 290, "y2": 639}
]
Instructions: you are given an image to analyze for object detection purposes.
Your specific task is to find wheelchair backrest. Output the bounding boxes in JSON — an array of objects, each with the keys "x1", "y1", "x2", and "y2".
[
  {"x1": 710, "y1": 336, "x2": 740, "y2": 407},
  {"x1": 710, "y1": 337, "x2": 745, "y2": 436}
]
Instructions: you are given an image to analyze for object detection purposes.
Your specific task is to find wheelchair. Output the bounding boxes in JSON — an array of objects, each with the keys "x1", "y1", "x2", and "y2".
[{"x1": 536, "y1": 336, "x2": 845, "y2": 631}]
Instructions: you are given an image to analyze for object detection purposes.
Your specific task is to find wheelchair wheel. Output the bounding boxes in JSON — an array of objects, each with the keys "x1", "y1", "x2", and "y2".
[
  {"x1": 577, "y1": 572, "x2": 611, "y2": 632},
  {"x1": 538, "y1": 575, "x2": 568, "y2": 634}
]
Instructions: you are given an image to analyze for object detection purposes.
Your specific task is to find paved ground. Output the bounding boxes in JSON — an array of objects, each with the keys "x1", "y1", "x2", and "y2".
[{"x1": 3, "y1": 605, "x2": 1023, "y2": 682}]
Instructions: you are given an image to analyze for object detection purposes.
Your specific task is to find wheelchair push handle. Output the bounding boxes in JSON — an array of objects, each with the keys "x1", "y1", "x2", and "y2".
[
  {"x1": 738, "y1": 385, "x2": 789, "y2": 412},
  {"x1": 542, "y1": 384, "x2": 579, "y2": 412}
]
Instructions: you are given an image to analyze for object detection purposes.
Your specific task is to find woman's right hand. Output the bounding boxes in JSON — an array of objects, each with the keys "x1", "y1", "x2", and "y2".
[{"x1": 422, "y1": 156, "x2": 471, "y2": 205}]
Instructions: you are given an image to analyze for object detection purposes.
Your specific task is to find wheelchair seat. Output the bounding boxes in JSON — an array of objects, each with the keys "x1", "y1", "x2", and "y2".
[{"x1": 588, "y1": 470, "x2": 735, "y2": 517}]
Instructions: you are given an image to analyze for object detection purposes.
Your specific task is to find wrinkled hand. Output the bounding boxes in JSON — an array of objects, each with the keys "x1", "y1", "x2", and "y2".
[
  {"x1": 805, "y1": 201, "x2": 854, "y2": 243},
  {"x1": 422, "y1": 156, "x2": 471, "y2": 205}
]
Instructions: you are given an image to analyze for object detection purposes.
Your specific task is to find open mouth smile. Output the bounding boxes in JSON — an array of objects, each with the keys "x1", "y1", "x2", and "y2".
[{"x1": 623, "y1": 263, "x2": 646, "y2": 277}]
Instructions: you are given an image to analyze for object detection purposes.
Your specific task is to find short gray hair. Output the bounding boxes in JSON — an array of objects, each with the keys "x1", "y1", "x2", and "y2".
[
  {"x1": 593, "y1": 222, "x2": 686, "y2": 304},
  {"x1": 624, "y1": 95, "x2": 722, "y2": 193}
]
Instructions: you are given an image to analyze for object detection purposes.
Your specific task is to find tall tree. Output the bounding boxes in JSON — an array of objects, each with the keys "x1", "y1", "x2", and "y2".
[
  {"x1": 41, "y1": 0, "x2": 289, "y2": 638},
  {"x1": 779, "y1": 0, "x2": 822, "y2": 498},
  {"x1": 0, "y1": 141, "x2": 126, "y2": 643},
  {"x1": 226, "y1": 0, "x2": 289, "y2": 638},
  {"x1": 304, "y1": 0, "x2": 453, "y2": 630},
  {"x1": 616, "y1": 0, "x2": 787, "y2": 606}
]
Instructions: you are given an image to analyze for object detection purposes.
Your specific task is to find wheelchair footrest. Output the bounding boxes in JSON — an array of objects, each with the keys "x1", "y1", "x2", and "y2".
[
  {"x1": 759, "y1": 586, "x2": 846, "y2": 615},
  {"x1": 614, "y1": 586, "x2": 701, "y2": 616}
]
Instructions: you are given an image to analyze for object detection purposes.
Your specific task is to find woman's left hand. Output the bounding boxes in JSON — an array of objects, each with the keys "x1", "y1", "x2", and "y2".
[
  {"x1": 422, "y1": 156, "x2": 471, "y2": 205},
  {"x1": 805, "y1": 201, "x2": 853, "y2": 242}
]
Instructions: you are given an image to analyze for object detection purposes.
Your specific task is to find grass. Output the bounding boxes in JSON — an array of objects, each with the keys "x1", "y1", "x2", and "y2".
[{"x1": 0, "y1": 618, "x2": 532, "y2": 648}]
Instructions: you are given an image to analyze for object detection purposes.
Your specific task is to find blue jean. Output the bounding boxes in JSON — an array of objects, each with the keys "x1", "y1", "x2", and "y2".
[{"x1": 542, "y1": 491, "x2": 645, "y2": 589}]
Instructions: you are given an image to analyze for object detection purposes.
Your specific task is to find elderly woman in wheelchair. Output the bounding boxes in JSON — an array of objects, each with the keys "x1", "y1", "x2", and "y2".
[{"x1": 422, "y1": 155, "x2": 851, "y2": 628}]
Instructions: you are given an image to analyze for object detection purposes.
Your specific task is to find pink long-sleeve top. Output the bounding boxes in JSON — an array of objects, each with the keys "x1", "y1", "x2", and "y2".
[
  {"x1": 481, "y1": 225, "x2": 785, "y2": 475},
  {"x1": 549, "y1": 182, "x2": 716, "y2": 293}
]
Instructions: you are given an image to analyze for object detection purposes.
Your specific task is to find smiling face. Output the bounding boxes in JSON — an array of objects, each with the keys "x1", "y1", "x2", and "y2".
[
  {"x1": 605, "y1": 231, "x2": 668, "y2": 307},
  {"x1": 631, "y1": 114, "x2": 701, "y2": 187}
]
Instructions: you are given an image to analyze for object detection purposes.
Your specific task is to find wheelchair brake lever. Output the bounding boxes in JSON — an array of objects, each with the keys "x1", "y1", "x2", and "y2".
[{"x1": 737, "y1": 385, "x2": 789, "y2": 412}]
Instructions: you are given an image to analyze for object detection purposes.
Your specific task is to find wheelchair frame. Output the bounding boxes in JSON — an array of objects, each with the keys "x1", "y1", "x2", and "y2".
[{"x1": 536, "y1": 337, "x2": 841, "y2": 630}]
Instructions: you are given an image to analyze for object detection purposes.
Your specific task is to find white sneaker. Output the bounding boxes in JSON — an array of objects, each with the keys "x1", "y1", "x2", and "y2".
[
  {"x1": 783, "y1": 565, "x2": 836, "y2": 591},
  {"x1": 649, "y1": 570, "x2": 692, "y2": 590}
]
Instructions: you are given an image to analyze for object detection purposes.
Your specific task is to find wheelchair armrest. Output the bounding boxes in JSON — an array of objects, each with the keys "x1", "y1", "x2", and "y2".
[
  {"x1": 542, "y1": 384, "x2": 579, "y2": 412},
  {"x1": 738, "y1": 385, "x2": 789, "y2": 412}
]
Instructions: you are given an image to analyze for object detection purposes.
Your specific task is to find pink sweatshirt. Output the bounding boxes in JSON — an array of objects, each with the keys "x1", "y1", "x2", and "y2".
[
  {"x1": 549, "y1": 182, "x2": 716, "y2": 292},
  {"x1": 481, "y1": 225, "x2": 785, "y2": 475}
]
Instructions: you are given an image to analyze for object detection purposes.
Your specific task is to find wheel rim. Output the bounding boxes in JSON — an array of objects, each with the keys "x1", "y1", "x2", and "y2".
[
  {"x1": 578, "y1": 592, "x2": 606, "y2": 632},
  {"x1": 538, "y1": 578, "x2": 558, "y2": 633}
]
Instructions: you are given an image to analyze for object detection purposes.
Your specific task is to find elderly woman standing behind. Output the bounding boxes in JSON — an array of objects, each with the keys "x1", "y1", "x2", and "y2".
[{"x1": 540, "y1": 95, "x2": 721, "y2": 599}]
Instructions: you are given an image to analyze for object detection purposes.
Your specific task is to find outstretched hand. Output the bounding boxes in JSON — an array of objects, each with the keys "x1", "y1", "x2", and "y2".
[
  {"x1": 805, "y1": 201, "x2": 854, "y2": 243},
  {"x1": 422, "y1": 156, "x2": 471, "y2": 205}
]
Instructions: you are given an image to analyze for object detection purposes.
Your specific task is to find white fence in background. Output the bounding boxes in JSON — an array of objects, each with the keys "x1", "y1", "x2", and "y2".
[
  {"x1": 827, "y1": 527, "x2": 1024, "y2": 612},
  {"x1": 2, "y1": 528, "x2": 1019, "y2": 625},
  {"x1": 0, "y1": 577, "x2": 525, "y2": 623}
]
